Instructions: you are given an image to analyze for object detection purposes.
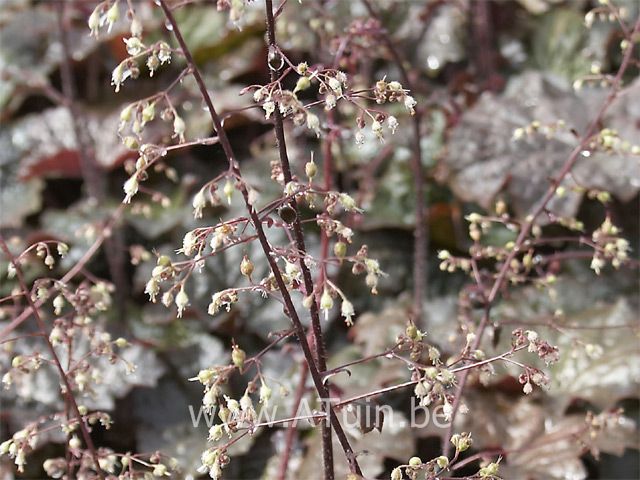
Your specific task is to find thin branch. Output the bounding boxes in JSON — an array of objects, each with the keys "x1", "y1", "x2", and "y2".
[
  {"x1": 0, "y1": 205, "x2": 125, "y2": 340},
  {"x1": 0, "y1": 237, "x2": 105, "y2": 480},
  {"x1": 158, "y1": 2, "x2": 361, "y2": 475},
  {"x1": 361, "y1": 0, "x2": 428, "y2": 324},
  {"x1": 263, "y1": 0, "x2": 335, "y2": 476},
  {"x1": 442, "y1": 16, "x2": 640, "y2": 457}
]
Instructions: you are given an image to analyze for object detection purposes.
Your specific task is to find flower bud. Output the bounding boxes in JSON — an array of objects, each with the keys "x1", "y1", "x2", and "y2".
[
  {"x1": 387, "y1": 116, "x2": 398, "y2": 134},
  {"x1": 44, "y1": 255, "x2": 55, "y2": 268},
  {"x1": 130, "y1": 18, "x2": 143, "y2": 37},
  {"x1": 142, "y1": 102, "x2": 155, "y2": 123},
  {"x1": 153, "y1": 464, "x2": 168, "y2": 477},
  {"x1": 408, "y1": 457, "x2": 422, "y2": 467},
  {"x1": 320, "y1": 288, "x2": 333, "y2": 319},
  {"x1": 240, "y1": 256, "x2": 254, "y2": 278},
  {"x1": 88, "y1": 6, "x2": 101, "y2": 37},
  {"x1": 175, "y1": 287, "x2": 189, "y2": 318},
  {"x1": 223, "y1": 179, "x2": 234, "y2": 205},
  {"x1": 334, "y1": 241, "x2": 347, "y2": 258},
  {"x1": 173, "y1": 115, "x2": 186, "y2": 141},
  {"x1": 232, "y1": 345, "x2": 246, "y2": 370},
  {"x1": 53, "y1": 295, "x2": 65, "y2": 315},
  {"x1": 123, "y1": 175, "x2": 139, "y2": 203},
  {"x1": 105, "y1": 2, "x2": 119, "y2": 32},
  {"x1": 294, "y1": 76, "x2": 311, "y2": 93},
  {"x1": 259, "y1": 383, "x2": 272, "y2": 404},
  {"x1": 305, "y1": 159, "x2": 317, "y2": 179}
]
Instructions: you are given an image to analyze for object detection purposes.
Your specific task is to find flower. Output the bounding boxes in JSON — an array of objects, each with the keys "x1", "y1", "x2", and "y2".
[
  {"x1": 320, "y1": 288, "x2": 333, "y2": 319},
  {"x1": 263, "y1": 100, "x2": 276, "y2": 119},
  {"x1": 294, "y1": 76, "x2": 311, "y2": 93},
  {"x1": 105, "y1": 2, "x2": 119, "y2": 33},
  {"x1": 124, "y1": 37, "x2": 144, "y2": 55},
  {"x1": 328, "y1": 77, "x2": 342, "y2": 95},
  {"x1": 305, "y1": 159, "x2": 317, "y2": 179},
  {"x1": 88, "y1": 5, "x2": 101, "y2": 37},
  {"x1": 387, "y1": 116, "x2": 398, "y2": 134},
  {"x1": 181, "y1": 231, "x2": 198, "y2": 256},
  {"x1": 175, "y1": 287, "x2": 189, "y2": 317},
  {"x1": 111, "y1": 60, "x2": 132, "y2": 93},
  {"x1": 371, "y1": 120, "x2": 384, "y2": 142},
  {"x1": 306, "y1": 113, "x2": 320, "y2": 137},
  {"x1": 341, "y1": 299, "x2": 355, "y2": 326},
  {"x1": 122, "y1": 175, "x2": 138, "y2": 203},
  {"x1": 192, "y1": 188, "x2": 207, "y2": 218},
  {"x1": 404, "y1": 95, "x2": 417, "y2": 115},
  {"x1": 173, "y1": 115, "x2": 186, "y2": 142},
  {"x1": 325, "y1": 93, "x2": 336, "y2": 110}
]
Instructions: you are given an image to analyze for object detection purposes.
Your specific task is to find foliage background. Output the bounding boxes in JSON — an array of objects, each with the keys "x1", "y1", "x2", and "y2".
[{"x1": 0, "y1": 0, "x2": 639, "y2": 478}]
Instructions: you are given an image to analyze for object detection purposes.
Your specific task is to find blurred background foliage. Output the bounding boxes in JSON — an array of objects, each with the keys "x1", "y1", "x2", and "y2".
[{"x1": 0, "y1": 0, "x2": 639, "y2": 478}]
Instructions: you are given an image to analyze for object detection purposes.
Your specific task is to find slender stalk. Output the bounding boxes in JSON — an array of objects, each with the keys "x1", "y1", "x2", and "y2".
[
  {"x1": 277, "y1": 359, "x2": 309, "y2": 480},
  {"x1": 361, "y1": 0, "x2": 428, "y2": 324},
  {"x1": 263, "y1": 0, "x2": 335, "y2": 476},
  {"x1": 441, "y1": 16, "x2": 640, "y2": 457},
  {"x1": 0, "y1": 206, "x2": 124, "y2": 340},
  {"x1": 158, "y1": 2, "x2": 361, "y2": 475},
  {"x1": 56, "y1": 1, "x2": 129, "y2": 311},
  {"x1": 0, "y1": 237, "x2": 105, "y2": 480}
]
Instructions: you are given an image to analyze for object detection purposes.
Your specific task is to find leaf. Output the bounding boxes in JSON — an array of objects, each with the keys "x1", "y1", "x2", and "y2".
[
  {"x1": 532, "y1": 8, "x2": 591, "y2": 79},
  {"x1": 490, "y1": 273, "x2": 640, "y2": 410},
  {"x1": 445, "y1": 73, "x2": 640, "y2": 221},
  {"x1": 458, "y1": 392, "x2": 638, "y2": 480}
]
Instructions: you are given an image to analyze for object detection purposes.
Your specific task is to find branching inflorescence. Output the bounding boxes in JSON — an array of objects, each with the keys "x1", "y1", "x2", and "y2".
[{"x1": 1, "y1": 0, "x2": 639, "y2": 479}]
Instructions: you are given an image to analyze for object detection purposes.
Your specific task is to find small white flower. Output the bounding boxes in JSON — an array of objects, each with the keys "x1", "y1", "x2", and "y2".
[
  {"x1": 325, "y1": 93, "x2": 336, "y2": 110},
  {"x1": 253, "y1": 87, "x2": 265, "y2": 102},
  {"x1": 123, "y1": 175, "x2": 138, "y2": 203},
  {"x1": 111, "y1": 61, "x2": 131, "y2": 93},
  {"x1": 105, "y1": 2, "x2": 119, "y2": 33},
  {"x1": 341, "y1": 299, "x2": 355, "y2": 326},
  {"x1": 404, "y1": 95, "x2": 417, "y2": 115},
  {"x1": 157, "y1": 42, "x2": 171, "y2": 64},
  {"x1": 590, "y1": 256, "x2": 605, "y2": 275},
  {"x1": 175, "y1": 288, "x2": 189, "y2": 318},
  {"x1": 320, "y1": 288, "x2": 333, "y2": 320},
  {"x1": 328, "y1": 77, "x2": 342, "y2": 95},
  {"x1": 263, "y1": 100, "x2": 276, "y2": 119},
  {"x1": 371, "y1": 120, "x2": 384, "y2": 142},
  {"x1": 123, "y1": 37, "x2": 144, "y2": 55},
  {"x1": 88, "y1": 5, "x2": 101, "y2": 37},
  {"x1": 182, "y1": 231, "x2": 198, "y2": 256},
  {"x1": 387, "y1": 115, "x2": 398, "y2": 134},
  {"x1": 173, "y1": 115, "x2": 186, "y2": 142},
  {"x1": 145, "y1": 278, "x2": 160, "y2": 302},
  {"x1": 306, "y1": 113, "x2": 320, "y2": 137},
  {"x1": 192, "y1": 188, "x2": 207, "y2": 218}
]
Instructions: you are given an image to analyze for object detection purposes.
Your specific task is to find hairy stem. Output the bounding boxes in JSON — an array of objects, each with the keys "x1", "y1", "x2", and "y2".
[
  {"x1": 158, "y1": 1, "x2": 361, "y2": 475},
  {"x1": 263, "y1": 0, "x2": 334, "y2": 476}
]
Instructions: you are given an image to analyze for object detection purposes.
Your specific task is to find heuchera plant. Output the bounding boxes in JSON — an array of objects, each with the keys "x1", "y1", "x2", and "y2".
[{"x1": 0, "y1": 0, "x2": 638, "y2": 479}]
